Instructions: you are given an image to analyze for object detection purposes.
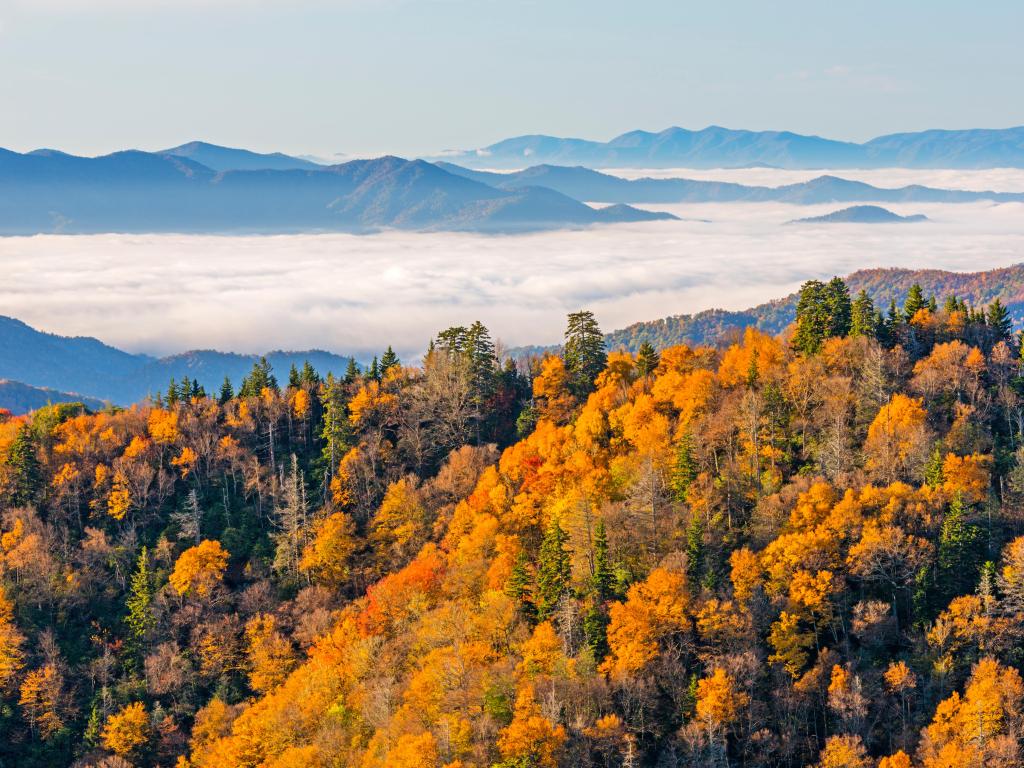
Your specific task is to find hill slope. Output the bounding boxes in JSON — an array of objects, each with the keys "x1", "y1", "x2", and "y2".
[
  {"x1": 0, "y1": 316, "x2": 357, "y2": 404},
  {"x1": 602, "y1": 265, "x2": 1024, "y2": 352},
  {"x1": 0, "y1": 380, "x2": 106, "y2": 414},
  {"x1": 436, "y1": 124, "x2": 1024, "y2": 169}
]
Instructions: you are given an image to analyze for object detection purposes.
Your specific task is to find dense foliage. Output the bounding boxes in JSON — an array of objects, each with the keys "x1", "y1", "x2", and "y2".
[{"x1": 3, "y1": 289, "x2": 1024, "y2": 767}]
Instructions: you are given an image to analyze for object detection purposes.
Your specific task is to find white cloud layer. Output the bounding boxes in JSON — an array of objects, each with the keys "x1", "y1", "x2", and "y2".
[{"x1": 1, "y1": 199, "x2": 1022, "y2": 361}]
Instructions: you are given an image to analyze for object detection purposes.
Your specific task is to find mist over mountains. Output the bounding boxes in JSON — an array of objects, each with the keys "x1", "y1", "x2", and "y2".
[
  {"x1": 5, "y1": 264, "x2": 1024, "y2": 413},
  {"x1": 437, "y1": 125, "x2": 1024, "y2": 169}
]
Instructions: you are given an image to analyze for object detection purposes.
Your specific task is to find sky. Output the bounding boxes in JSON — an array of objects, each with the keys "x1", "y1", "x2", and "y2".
[{"x1": 1, "y1": 0, "x2": 1022, "y2": 159}]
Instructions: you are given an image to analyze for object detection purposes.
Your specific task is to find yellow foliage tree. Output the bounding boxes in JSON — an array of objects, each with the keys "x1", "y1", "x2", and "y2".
[
  {"x1": 0, "y1": 586, "x2": 25, "y2": 691},
  {"x1": 102, "y1": 701, "x2": 151, "y2": 757},
  {"x1": 169, "y1": 540, "x2": 229, "y2": 598},
  {"x1": 497, "y1": 683, "x2": 567, "y2": 768},
  {"x1": 299, "y1": 511, "x2": 357, "y2": 587}
]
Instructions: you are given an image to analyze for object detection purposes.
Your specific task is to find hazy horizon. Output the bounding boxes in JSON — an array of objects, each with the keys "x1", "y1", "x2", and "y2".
[{"x1": 2, "y1": 1, "x2": 1022, "y2": 159}]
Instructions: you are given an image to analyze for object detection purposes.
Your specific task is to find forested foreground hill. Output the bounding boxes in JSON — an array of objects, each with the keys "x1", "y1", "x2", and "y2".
[
  {"x1": 602, "y1": 264, "x2": 1024, "y2": 353},
  {"x1": 5, "y1": 289, "x2": 1024, "y2": 766}
]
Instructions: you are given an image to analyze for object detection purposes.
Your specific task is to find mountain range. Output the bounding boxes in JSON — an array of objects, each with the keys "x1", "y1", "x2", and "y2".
[
  {"x1": 0, "y1": 149, "x2": 672, "y2": 235},
  {"x1": 436, "y1": 162, "x2": 1024, "y2": 205},
  {"x1": 4, "y1": 265, "x2": 1024, "y2": 413},
  {"x1": 435, "y1": 125, "x2": 1024, "y2": 169},
  {"x1": 788, "y1": 206, "x2": 929, "y2": 224}
]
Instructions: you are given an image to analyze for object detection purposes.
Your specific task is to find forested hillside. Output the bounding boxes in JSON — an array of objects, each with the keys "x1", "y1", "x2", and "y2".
[
  {"x1": 3, "y1": 286, "x2": 1024, "y2": 767},
  {"x1": 603, "y1": 265, "x2": 1024, "y2": 353}
]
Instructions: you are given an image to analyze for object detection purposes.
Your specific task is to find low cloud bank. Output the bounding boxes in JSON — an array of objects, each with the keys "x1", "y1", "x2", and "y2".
[{"x1": 1, "y1": 199, "x2": 1021, "y2": 361}]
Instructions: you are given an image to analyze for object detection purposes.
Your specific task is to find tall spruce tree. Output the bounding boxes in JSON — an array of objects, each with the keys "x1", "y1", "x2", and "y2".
[
  {"x1": 380, "y1": 346, "x2": 401, "y2": 374},
  {"x1": 7, "y1": 426, "x2": 40, "y2": 507},
  {"x1": 987, "y1": 299, "x2": 1012, "y2": 341},
  {"x1": 564, "y1": 310, "x2": 606, "y2": 397},
  {"x1": 850, "y1": 289, "x2": 877, "y2": 338},
  {"x1": 636, "y1": 342, "x2": 660, "y2": 377},
  {"x1": 903, "y1": 283, "x2": 926, "y2": 321},
  {"x1": 536, "y1": 517, "x2": 572, "y2": 620}
]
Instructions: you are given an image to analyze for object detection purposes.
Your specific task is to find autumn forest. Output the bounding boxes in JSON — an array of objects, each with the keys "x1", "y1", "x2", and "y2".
[{"x1": 3, "y1": 281, "x2": 1024, "y2": 768}]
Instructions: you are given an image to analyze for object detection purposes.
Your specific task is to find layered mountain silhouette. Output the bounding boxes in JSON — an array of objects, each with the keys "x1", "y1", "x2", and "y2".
[
  {"x1": 789, "y1": 205, "x2": 929, "y2": 224},
  {"x1": 0, "y1": 149, "x2": 674, "y2": 235},
  {"x1": 436, "y1": 163, "x2": 1024, "y2": 205},
  {"x1": 160, "y1": 141, "x2": 323, "y2": 171},
  {"x1": 436, "y1": 125, "x2": 1024, "y2": 169},
  {"x1": 0, "y1": 316, "x2": 356, "y2": 408}
]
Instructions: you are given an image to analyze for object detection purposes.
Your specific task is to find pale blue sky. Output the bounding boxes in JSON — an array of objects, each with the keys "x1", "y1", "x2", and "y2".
[{"x1": 1, "y1": 0, "x2": 1021, "y2": 159}]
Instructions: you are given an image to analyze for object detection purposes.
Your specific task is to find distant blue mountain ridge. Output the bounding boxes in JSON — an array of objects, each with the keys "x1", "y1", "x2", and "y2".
[{"x1": 433, "y1": 125, "x2": 1024, "y2": 169}]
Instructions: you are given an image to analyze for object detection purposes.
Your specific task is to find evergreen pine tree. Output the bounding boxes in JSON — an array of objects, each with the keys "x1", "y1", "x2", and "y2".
[
  {"x1": 583, "y1": 605, "x2": 609, "y2": 659},
  {"x1": 380, "y1": 346, "x2": 401, "y2": 373},
  {"x1": 505, "y1": 550, "x2": 535, "y2": 622},
  {"x1": 239, "y1": 357, "x2": 278, "y2": 397},
  {"x1": 563, "y1": 310, "x2": 607, "y2": 397},
  {"x1": 218, "y1": 376, "x2": 234, "y2": 405},
  {"x1": 903, "y1": 283, "x2": 926, "y2": 321},
  {"x1": 368, "y1": 357, "x2": 380, "y2": 382},
  {"x1": 793, "y1": 279, "x2": 826, "y2": 354},
  {"x1": 166, "y1": 377, "x2": 178, "y2": 407},
  {"x1": 288, "y1": 364, "x2": 301, "y2": 389},
  {"x1": 592, "y1": 519, "x2": 614, "y2": 602},
  {"x1": 987, "y1": 299, "x2": 1012, "y2": 341},
  {"x1": 7, "y1": 426, "x2": 40, "y2": 507},
  {"x1": 536, "y1": 517, "x2": 571, "y2": 620},
  {"x1": 924, "y1": 446, "x2": 945, "y2": 488},
  {"x1": 344, "y1": 357, "x2": 359, "y2": 384},
  {"x1": 669, "y1": 434, "x2": 698, "y2": 503},
  {"x1": 636, "y1": 342, "x2": 660, "y2": 377},
  {"x1": 824, "y1": 276, "x2": 853, "y2": 337},
  {"x1": 850, "y1": 289, "x2": 877, "y2": 338},
  {"x1": 937, "y1": 492, "x2": 983, "y2": 603},
  {"x1": 320, "y1": 374, "x2": 353, "y2": 478},
  {"x1": 125, "y1": 547, "x2": 156, "y2": 648},
  {"x1": 300, "y1": 361, "x2": 320, "y2": 388}
]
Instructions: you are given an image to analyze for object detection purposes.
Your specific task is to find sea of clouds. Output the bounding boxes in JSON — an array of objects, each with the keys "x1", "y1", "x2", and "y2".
[{"x1": 2, "y1": 169, "x2": 1023, "y2": 361}]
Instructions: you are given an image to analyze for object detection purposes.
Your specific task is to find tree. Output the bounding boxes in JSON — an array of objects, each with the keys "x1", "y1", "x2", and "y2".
[
  {"x1": 592, "y1": 519, "x2": 615, "y2": 601},
  {"x1": 380, "y1": 346, "x2": 401, "y2": 373},
  {"x1": 564, "y1": 310, "x2": 607, "y2": 397},
  {"x1": 239, "y1": 357, "x2": 278, "y2": 397},
  {"x1": 125, "y1": 547, "x2": 156, "y2": 649},
  {"x1": 987, "y1": 299, "x2": 1012, "y2": 341},
  {"x1": 695, "y1": 667, "x2": 749, "y2": 744},
  {"x1": 536, "y1": 517, "x2": 572, "y2": 620},
  {"x1": 218, "y1": 376, "x2": 234, "y2": 405},
  {"x1": 300, "y1": 511, "x2": 357, "y2": 587},
  {"x1": 344, "y1": 356, "x2": 359, "y2": 383},
  {"x1": 101, "y1": 701, "x2": 150, "y2": 757},
  {"x1": 6, "y1": 425, "x2": 40, "y2": 506},
  {"x1": 903, "y1": 283, "x2": 926, "y2": 321},
  {"x1": 0, "y1": 586, "x2": 25, "y2": 691},
  {"x1": 636, "y1": 342, "x2": 660, "y2": 377},
  {"x1": 169, "y1": 540, "x2": 229, "y2": 598},
  {"x1": 850, "y1": 289, "x2": 877, "y2": 338},
  {"x1": 824, "y1": 276, "x2": 853, "y2": 337},
  {"x1": 937, "y1": 492, "x2": 983, "y2": 603},
  {"x1": 19, "y1": 664, "x2": 66, "y2": 739}
]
